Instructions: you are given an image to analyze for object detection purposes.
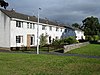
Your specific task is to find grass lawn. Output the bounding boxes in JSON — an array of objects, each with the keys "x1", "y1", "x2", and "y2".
[
  {"x1": 0, "y1": 52, "x2": 100, "y2": 75},
  {"x1": 67, "y1": 44, "x2": 100, "y2": 56}
]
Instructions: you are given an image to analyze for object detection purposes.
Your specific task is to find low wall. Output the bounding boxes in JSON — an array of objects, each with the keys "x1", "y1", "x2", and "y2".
[
  {"x1": 64, "y1": 42, "x2": 90, "y2": 53},
  {"x1": 0, "y1": 47, "x2": 10, "y2": 51}
]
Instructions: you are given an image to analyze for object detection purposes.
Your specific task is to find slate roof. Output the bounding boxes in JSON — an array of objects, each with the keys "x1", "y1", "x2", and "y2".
[
  {"x1": 0, "y1": 8, "x2": 65, "y2": 27},
  {"x1": 0, "y1": 8, "x2": 37, "y2": 22}
]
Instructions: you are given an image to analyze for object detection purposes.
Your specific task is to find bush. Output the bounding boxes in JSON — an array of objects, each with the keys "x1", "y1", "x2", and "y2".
[
  {"x1": 40, "y1": 34, "x2": 48, "y2": 46},
  {"x1": 86, "y1": 35, "x2": 99, "y2": 41},
  {"x1": 66, "y1": 36, "x2": 77, "y2": 44},
  {"x1": 52, "y1": 37, "x2": 77, "y2": 46},
  {"x1": 93, "y1": 35, "x2": 99, "y2": 41}
]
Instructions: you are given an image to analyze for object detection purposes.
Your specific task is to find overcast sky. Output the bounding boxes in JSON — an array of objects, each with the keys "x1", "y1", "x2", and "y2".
[{"x1": 6, "y1": 0, "x2": 100, "y2": 25}]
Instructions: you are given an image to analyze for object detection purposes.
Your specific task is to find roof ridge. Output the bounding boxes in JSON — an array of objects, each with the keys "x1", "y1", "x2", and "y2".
[{"x1": 0, "y1": 8, "x2": 65, "y2": 27}]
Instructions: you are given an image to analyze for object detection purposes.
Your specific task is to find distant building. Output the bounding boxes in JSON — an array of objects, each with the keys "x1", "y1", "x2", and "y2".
[{"x1": 62, "y1": 26, "x2": 85, "y2": 40}]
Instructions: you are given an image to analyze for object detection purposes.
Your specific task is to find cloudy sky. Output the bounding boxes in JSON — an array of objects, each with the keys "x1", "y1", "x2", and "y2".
[{"x1": 6, "y1": 0, "x2": 100, "y2": 24}]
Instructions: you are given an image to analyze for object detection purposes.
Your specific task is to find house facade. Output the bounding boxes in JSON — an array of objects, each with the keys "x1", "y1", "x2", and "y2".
[
  {"x1": 63, "y1": 26, "x2": 85, "y2": 40},
  {"x1": 0, "y1": 9, "x2": 65, "y2": 50}
]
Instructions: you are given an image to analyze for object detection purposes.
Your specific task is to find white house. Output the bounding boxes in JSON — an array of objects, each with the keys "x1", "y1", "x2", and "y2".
[
  {"x1": 0, "y1": 8, "x2": 66, "y2": 50},
  {"x1": 74, "y1": 28, "x2": 85, "y2": 40},
  {"x1": 63, "y1": 26, "x2": 85, "y2": 40}
]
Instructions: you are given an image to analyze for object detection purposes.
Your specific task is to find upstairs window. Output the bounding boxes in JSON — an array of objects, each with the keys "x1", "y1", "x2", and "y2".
[
  {"x1": 30, "y1": 23, "x2": 32, "y2": 29},
  {"x1": 56, "y1": 27, "x2": 59, "y2": 31},
  {"x1": 27, "y1": 22, "x2": 29, "y2": 29},
  {"x1": 42, "y1": 25, "x2": 46, "y2": 30},
  {"x1": 33, "y1": 23, "x2": 35, "y2": 29},
  {"x1": 65, "y1": 29, "x2": 67, "y2": 32},
  {"x1": 16, "y1": 21, "x2": 23, "y2": 28},
  {"x1": 61, "y1": 28, "x2": 62, "y2": 32},
  {"x1": 49, "y1": 26, "x2": 52, "y2": 31}
]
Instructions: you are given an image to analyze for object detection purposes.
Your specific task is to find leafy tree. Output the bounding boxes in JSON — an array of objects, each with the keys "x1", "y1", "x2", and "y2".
[
  {"x1": 72, "y1": 23, "x2": 80, "y2": 28},
  {"x1": 82, "y1": 16, "x2": 100, "y2": 40},
  {"x1": 0, "y1": 0, "x2": 9, "y2": 9},
  {"x1": 40, "y1": 33, "x2": 48, "y2": 46}
]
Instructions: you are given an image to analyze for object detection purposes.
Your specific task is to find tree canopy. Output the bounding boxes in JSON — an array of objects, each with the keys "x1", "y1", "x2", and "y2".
[
  {"x1": 82, "y1": 16, "x2": 100, "y2": 36},
  {"x1": 72, "y1": 23, "x2": 80, "y2": 28},
  {"x1": 0, "y1": 0, "x2": 9, "y2": 9}
]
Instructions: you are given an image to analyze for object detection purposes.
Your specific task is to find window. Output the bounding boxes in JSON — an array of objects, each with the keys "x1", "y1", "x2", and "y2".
[
  {"x1": 16, "y1": 36, "x2": 23, "y2": 43},
  {"x1": 56, "y1": 36, "x2": 58, "y2": 40},
  {"x1": 22, "y1": 22, "x2": 23, "y2": 28},
  {"x1": 42, "y1": 25, "x2": 46, "y2": 30},
  {"x1": 49, "y1": 36, "x2": 52, "y2": 43},
  {"x1": 65, "y1": 29, "x2": 67, "y2": 32},
  {"x1": 61, "y1": 28, "x2": 62, "y2": 32},
  {"x1": 49, "y1": 26, "x2": 52, "y2": 31},
  {"x1": 27, "y1": 22, "x2": 29, "y2": 28},
  {"x1": 33, "y1": 23, "x2": 35, "y2": 29},
  {"x1": 56, "y1": 27, "x2": 59, "y2": 31},
  {"x1": 30, "y1": 23, "x2": 32, "y2": 29},
  {"x1": 16, "y1": 21, "x2": 22, "y2": 28},
  {"x1": 30, "y1": 35, "x2": 35, "y2": 45}
]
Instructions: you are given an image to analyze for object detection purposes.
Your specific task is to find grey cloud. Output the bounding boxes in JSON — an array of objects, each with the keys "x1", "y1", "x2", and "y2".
[{"x1": 7, "y1": 0, "x2": 100, "y2": 25}]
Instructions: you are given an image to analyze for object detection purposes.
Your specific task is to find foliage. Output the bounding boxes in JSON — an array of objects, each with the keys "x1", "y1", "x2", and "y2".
[
  {"x1": 40, "y1": 33, "x2": 48, "y2": 46},
  {"x1": 66, "y1": 36, "x2": 77, "y2": 44},
  {"x1": 72, "y1": 23, "x2": 80, "y2": 28},
  {"x1": 52, "y1": 37, "x2": 77, "y2": 45},
  {"x1": 0, "y1": 0, "x2": 9, "y2": 9},
  {"x1": 52, "y1": 39, "x2": 65, "y2": 46},
  {"x1": 85, "y1": 35, "x2": 99, "y2": 41},
  {"x1": 82, "y1": 16, "x2": 100, "y2": 37},
  {"x1": 0, "y1": 52, "x2": 100, "y2": 75}
]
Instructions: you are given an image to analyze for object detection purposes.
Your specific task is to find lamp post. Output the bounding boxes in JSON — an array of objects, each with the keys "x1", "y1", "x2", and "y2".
[{"x1": 37, "y1": 8, "x2": 41, "y2": 54}]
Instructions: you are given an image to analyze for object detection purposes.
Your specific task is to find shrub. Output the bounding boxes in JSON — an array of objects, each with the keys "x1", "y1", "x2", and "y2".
[
  {"x1": 93, "y1": 35, "x2": 99, "y2": 41},
  {"x1": 66, "y1": 36, "x2": 77, "y2": 44},
  {"x1": 86, "y1": 35, "x2": 99, "y2": 41},
  {"x1": 40, "y1": 34, "x2": 48, "y2": 46},
  {"x1": 52, "y1": 37, "x2": 77, "y2": 46}
]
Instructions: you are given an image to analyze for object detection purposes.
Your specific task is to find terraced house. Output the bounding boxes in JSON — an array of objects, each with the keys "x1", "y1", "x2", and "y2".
[{"x1": 0, "y1": 8, "x2": 66, "y2": 50}]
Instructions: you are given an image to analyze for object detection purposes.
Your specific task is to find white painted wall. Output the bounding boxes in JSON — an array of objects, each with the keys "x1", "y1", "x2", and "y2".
[
  {"x1": 75, "y1": 30, "x2": 85, "y2": 40},
  {"x1": 0, "y1": 11, "x2": 10, "y2": 48}
]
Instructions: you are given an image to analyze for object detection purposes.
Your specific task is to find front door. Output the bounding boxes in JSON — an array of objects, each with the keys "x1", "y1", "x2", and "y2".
[{"x1": 27, "y1": 34, "x2": 31, "y2": 48}]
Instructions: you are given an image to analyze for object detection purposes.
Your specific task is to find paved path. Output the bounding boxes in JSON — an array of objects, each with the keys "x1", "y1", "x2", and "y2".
[{"x1": 0, "y1": 50, "x2": 100, "y2": 59}]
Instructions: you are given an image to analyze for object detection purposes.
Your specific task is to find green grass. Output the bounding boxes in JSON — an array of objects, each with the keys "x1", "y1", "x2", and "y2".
[
  {"x1": 67, "y1": 44, "x2": 100, "y2": 56},
  {"x1": 0, "y1": 52, "x2": 100, "y2": 75}
]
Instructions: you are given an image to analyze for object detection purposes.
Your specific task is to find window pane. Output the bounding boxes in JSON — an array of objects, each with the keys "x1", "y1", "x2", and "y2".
[
  {"x1": 49, "y1": 26, "x2": 52, "y2": 31},
  {"x1": 56, "y1": 27, "x2": 59, "y2": 31},
  {"x1": 27, "y1": 22, "x2": 29, "y2": 28},
  {"x1": 33, "y1": 23, "x2": 35, "y2": 29},
  {"x1": 42, "y1": 25, "x2": 46, "y2": 30},
  {"x1": 16, "y1": 21, "x2": 22, "y2": 28},
  {"x1": 30, "y1": 23, "x2": 32, "y2": 29},
  {"x1": 16, "y1": 36, "x2": 21, "y2": 43}
]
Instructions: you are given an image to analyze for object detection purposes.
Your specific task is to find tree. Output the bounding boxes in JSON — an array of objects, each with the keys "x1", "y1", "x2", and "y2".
[
  {"x1": 0, "y1": 0, "x2": 9, "y2": 9},
  {"x1": 40, "y1": 33, "x2": 48, "y2": 46},
  {"x1": 82, "y1": 16, "x2": 100, "y2": 40},
  {"x1": 72, "y1": 23, "x2": 80, "y2": 28}
]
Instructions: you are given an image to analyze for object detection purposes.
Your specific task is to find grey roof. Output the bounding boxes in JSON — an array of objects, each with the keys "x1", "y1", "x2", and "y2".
[
  {"x1": 0, "y1": 8, "x2": 37, "y2": 22},
  {"x1": 0, "y1": 8, "x2": 65, "y2": 27}
]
